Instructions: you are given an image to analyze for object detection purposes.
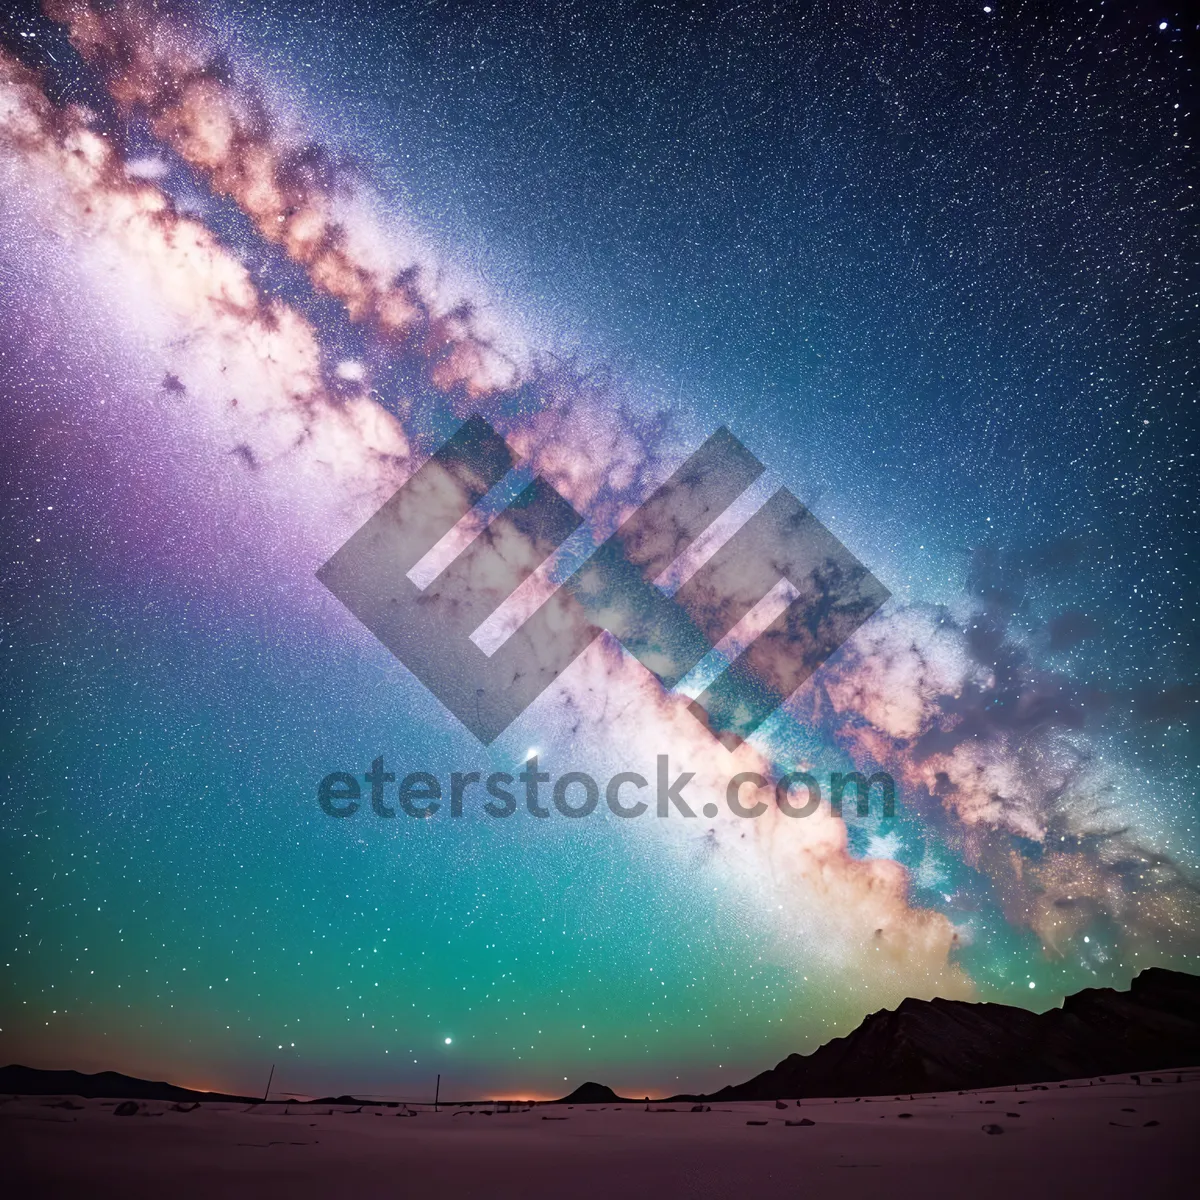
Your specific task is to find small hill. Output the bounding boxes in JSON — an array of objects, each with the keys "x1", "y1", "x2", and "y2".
[{"x1": 554, "y1": 1081, "x2": 636, "y2": 1104}]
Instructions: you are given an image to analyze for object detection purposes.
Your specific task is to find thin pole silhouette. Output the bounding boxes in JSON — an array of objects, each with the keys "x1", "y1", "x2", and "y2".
[
  {"x1": 263, "y1": 1063, "x2": 275, "y2": 1103},
  {"x1": 435, "y1": 1074, "x2": 441, "y2": 1112}
]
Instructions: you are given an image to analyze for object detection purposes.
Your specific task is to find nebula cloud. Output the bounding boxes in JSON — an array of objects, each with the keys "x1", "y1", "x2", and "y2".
[{"x1": 45, "y1": 0, "x2": 522, "y2": 401}]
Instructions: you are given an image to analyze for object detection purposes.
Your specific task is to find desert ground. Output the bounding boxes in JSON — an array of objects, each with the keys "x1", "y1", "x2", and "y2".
[{"x1": 5, "y1": 1072, "x2": 1198, "y2": 1199}]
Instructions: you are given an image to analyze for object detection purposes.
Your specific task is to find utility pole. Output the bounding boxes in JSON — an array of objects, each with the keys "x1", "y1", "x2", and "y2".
[
  {"x1": 434, "y1": 1073, "x2": 441, "y2": 1112},
  {"x1": 263, "y1": 1063, "x2": 275, "y2": 1103}
]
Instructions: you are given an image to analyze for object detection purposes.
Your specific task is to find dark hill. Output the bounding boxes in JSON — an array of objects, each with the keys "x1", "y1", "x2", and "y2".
[
  {"x1": 678, "y1": 967, "x2": 1200, "y2": 1101},
  {"x1": 0, "y1": 1065, "x2": 254, "y2": 1103},
  {"x1": 554, "y1": 1081, "x2": 636, "y2": 1104}
]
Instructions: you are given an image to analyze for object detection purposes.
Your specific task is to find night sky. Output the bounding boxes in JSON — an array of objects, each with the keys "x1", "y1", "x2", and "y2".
[{"x1": 1, "y1": 0, "x2": 1197, "y2": 1101}]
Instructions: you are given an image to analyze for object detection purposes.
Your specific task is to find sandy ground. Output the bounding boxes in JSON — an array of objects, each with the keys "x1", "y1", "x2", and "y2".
[{"x1": 4, "y1": 1072, "x2": 1198, "y2": 1199}]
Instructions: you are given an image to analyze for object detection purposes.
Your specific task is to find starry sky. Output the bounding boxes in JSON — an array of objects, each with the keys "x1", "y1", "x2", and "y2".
[{"x1": 1, "y1": 0, "x2": 1197, "y2": 1102}]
